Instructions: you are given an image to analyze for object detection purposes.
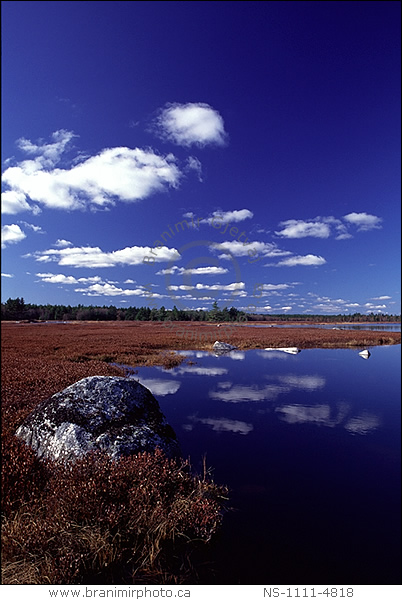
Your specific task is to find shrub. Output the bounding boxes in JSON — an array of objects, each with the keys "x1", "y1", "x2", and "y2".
[{"x1": 1, "y1": 447, "x2": 228, "y2": 584}]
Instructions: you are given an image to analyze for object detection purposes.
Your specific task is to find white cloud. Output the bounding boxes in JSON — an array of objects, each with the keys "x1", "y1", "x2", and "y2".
[
  {"x1": 16, "y1": 129, "x2": 76, "y2": 166},
  {"x1": 364, "y1": 303, "x2": 387, "y2": 310},
  {"x1": 277, "y1": 254, "x2": 326, "y2": 267},
  {"x1": 343, "y1": 212, "x2": 382, "y2": 231},
  {"x1": 259, "y1": 283, "x2": 292, "y2": 291},
  {"x1": 2, "y1": 131, "x2": 182, "y2": 213},
  {"x1": 74, "y1": 283, "x2": 150, "y2": 297},
  {"x1": 185, "y1": 156, "x2": 203, "y2": 181},
  {"x1": 211, "y1": 240, "x2": 290, "y2": 259},
  {"x1": 275, "y1": 219, "x2": 331, "y2": 239},
  {"x1": 54, "y1": 239, "x2": 73, "y2": 248},
  {"x1": 167, "y1": 282, "x2": 245, "y2": 292},
  {"x1": 2, "y1": 224, "x2": 27, "y2": 248},
  {"x1": 28, "y1": 244, "x2": 181, "y2": 268},
  {"x1": 35, "y1": 272, "x2": 164, "y2": 298},
  {"x1": 156, "y1": 102, "x2": 227, "y2": 147},
  {"x1": 1, "y1": 190, "x2": 38, "y2": 214},
  {"x1": 36, "y1": 273, "x2": 103, "y2": 285},
  {"x1": 372, "y1": 295, "x2": 391, "y2": 300},
  {"x1": 205, "y1": 209, "x2": 253, "y2": 224},
  {"x1": 156, "y1": 265, "x2": 228, "y2": 276},
  {"x1": 1, "y1": 272, "x2": 14, "y2": 278},
  {"x1": 273, "y1": 214, "x2": 382, "y2": 240}
]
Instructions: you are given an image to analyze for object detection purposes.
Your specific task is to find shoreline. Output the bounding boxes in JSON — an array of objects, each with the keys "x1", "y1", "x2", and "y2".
[
  {"x1": 3, "y1": 320, "x2": 400, "y2": 432},
  {"x1": 2, "y1": 320, "x2": 400, "y2": 364}
]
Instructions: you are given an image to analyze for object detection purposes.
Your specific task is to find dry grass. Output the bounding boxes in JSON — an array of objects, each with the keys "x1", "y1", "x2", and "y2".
[{"x1": 1, "y1": 445, "x2": 228, "y2": 584}]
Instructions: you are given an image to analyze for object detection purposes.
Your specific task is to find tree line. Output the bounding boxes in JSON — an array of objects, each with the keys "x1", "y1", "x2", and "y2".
[
  {"x1": 1, "y1": 298, "x2": 245, "y2": 322},
  {"x1": 1, "y1": 297, "x2": 400, "y2": 323}
]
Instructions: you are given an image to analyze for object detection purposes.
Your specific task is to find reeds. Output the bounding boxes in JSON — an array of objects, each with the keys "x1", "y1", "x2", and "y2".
[{"x1": 1, "y1": 444, "x2": 228, "y2": 584}]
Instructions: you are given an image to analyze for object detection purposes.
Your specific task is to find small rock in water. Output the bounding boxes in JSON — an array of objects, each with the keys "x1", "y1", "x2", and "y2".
[
  {"x1": 213, "y1": 340, "x2": 237, "y2": 354},
  {"x1": 15, "y1": 376, "x2": 180, "y2": 462},
  {"x1": 264, "y1": 347, "x2": 300, "y2": 355}
]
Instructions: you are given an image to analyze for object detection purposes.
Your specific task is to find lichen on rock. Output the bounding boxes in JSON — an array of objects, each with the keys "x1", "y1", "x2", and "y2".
[{"x1": 15, "y1": 376, "x2": 180, "y2": 461}]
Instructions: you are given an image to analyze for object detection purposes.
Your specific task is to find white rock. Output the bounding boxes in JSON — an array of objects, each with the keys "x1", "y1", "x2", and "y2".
[
  {"x1": 213, "y1": 341, "x2": 237, "y2": 354},
  {"x1": 264, "y1": 347, "x2": 300, "y2": 355}
]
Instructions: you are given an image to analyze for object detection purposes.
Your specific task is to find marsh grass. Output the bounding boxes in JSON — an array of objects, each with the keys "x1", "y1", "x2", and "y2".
[{"x1": 1, "y1": 442, "x2": 228, "y2": 584}]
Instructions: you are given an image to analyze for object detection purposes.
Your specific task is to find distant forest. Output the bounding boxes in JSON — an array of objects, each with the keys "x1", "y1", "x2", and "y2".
[{"x1": 1, "y1": 297, "x2": 400, "y2": 323}]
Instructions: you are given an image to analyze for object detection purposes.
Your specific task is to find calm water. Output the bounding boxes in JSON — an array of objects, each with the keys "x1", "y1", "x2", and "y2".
[
  {"x1": 247, "y1": 323, "x2": 401, "y2": 331},
  {"x1": 127, "y1": 345, "x2": 401, "y2": 584}
]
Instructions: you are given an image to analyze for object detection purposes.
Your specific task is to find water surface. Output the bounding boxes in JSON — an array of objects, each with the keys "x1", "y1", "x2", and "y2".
[{"x1": 128, "y1": 345, "x2": 401, "y2": 584}]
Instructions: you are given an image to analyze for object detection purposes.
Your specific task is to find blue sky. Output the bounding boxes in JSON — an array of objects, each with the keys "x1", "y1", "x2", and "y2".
[{"x1": 1, "y1": 1, "x2": 401, "y2": 315}]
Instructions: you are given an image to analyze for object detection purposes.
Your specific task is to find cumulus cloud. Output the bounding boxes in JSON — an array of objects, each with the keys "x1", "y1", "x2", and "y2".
[
  {"x1": 204, "y1": 209, "x2": 254, "y2": 225},
  {"x1": 2, "y1": 130, "x2": 182, "y2": 214},
  {"x1": 156, "y1": 265, "x2": 228, "y2": 276},
  {"x1": 210, "y1": 240, "x2": 290, "y2": 259},
  {"x1": 36, "y1": 273, "x2": 103, "y2": 285},
  {"x1": 167, "y1": 282, "x2": 245, "y2": 292},
  {"x1": 54, "y1": 239, "x2": 73, "y2": 248},
  {"x1": 74, "y1": 282, "x2": 153, "y2": 297},
  {"x1": 155, "y1": 102, "x2": 227, "y2": 147},
  {"x1": 2, "y1": 224, "x2": 27, "y2": 248},
  {"x1": 275, "y1": 219, "x2": 331, "y2": 239},
  {"x1": 1, "y1": 190, "x2": 38, "y2": 214},
  {"x1": 276, "y1": 254, "x2": 326, "y2": 267},
  {"x1": 28, "y1": 244, "x2": 181, "y2": 268},
  {"x1": 274, "y1": 214, "x2": 382, "y2": 240},
  {"x1": 35, "y1": 272, "x2": 164, "y2": 298},
  {"x1": 343, "y1": 212, "x2": 382, "y2": 231},
  {"x1": 1, "y1": 272, "x2": 14, "y2": 278}
]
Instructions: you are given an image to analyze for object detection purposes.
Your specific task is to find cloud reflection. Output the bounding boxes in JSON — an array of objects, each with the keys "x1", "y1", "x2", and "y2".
[
  {"x1": 184, "y1": 416, "x2": 253, "y2": 435},
  {"x1": 344, "y1": 412, "x2": 380, "y2": 435},
  {"x1": 210, "y1": 373, "x2": 326, "y2": 403},
  {"x1": 276, "y1": 403, "x2": 380, "y2": 434},
  {"x1": 277, "y1": 374, "x2": 326, "y2": 391},
  {"x1": 209, "y1": 383, "x2": 284, "y2": 402},
  {"x1": 173, "y1": 365, "x2": 228, "y2": 376},
  {"x1": 136, "y1": 377, "x2": 181, "y2": 396}
]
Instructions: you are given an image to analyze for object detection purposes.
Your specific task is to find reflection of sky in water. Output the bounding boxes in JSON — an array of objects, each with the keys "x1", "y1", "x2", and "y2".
[
  {"x1": 136, "y1": 378, "x2": 181, "y2": 396},
  {"x1": 132, "y1": 345, "x2": 401, "y2": 583},
  {"x1": 184, "y1": 416, "x2": 253, "y2": 435},
  {"x1": 133, "y1": 347, "x2": 398, "y2": 436},
  {"x1": 171, "y1": 365, "x2": 228, "y2": 376}
]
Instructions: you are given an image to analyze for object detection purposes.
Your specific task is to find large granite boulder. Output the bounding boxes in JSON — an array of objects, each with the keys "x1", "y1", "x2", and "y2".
[{"x1": 15, "y1": 376, "x2": 180, "y2": 461}]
